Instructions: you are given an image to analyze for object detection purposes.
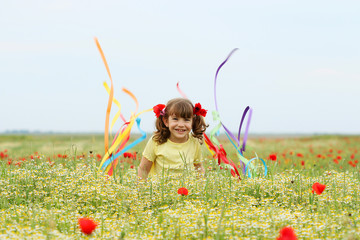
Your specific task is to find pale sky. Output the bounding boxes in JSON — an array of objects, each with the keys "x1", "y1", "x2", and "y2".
[{"x1": 1, "y1": 0, "x2": 359, "y2": 134}]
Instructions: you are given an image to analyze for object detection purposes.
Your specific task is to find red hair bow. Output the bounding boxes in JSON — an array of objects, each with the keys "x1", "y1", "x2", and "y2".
[
  {"x1": 153, "y1": 104, "x2": 166, "y2": 118},
  {"x1": 193, "y1": 103, "x2": 207, "y2": 117}
]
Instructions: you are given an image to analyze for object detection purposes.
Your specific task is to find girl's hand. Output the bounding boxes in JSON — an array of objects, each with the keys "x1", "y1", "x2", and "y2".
[{"x1": 138, "y1": 156, "x2": 153, "y2": 180}]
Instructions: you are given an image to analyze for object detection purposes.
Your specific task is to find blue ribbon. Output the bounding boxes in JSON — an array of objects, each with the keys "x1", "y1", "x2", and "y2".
[{"x1": 245, "y1": 156, "x2": 268, "y2": 178}]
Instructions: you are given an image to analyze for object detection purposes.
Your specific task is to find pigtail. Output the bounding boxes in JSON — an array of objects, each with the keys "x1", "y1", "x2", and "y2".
[
  {"x1": 192, "y1": 115, "x2": 208, "y2": 144},
  {"x1": 153, "y1": 116, "x2": 170, "y2": 144}
]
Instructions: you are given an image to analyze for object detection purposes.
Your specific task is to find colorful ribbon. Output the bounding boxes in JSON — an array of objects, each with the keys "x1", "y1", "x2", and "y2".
[
  {"x1": 98, "y1": 108, "x2": 152, "y2": 173},
  {"x1": 95, "y1": 38, "x2": 114, "y2": 154},
  {"x1": 237, "y1": 106, "x2": 251, "y2": 153},
  {"x1": 122, "y1": 87, "x2": 139, "y2": 115},
  {"x1": 95, "y1": 37, "x2": 151, "y2": 175},
  {"x1": 103, "y1": 81, "x2": 123, "y2": 139},
  {"x1": 245, "y1": 153, "x2": 268, "y2": 178},
  {"x1": 240, "y1": 107, "x2": 252, "y2": 153},
  {"x1": 106, "y1": 123, "x2": 129, "y2": 176},
  {"x1": 212, "y1": 49, "x2": 268, "y2": 178},
  {"x1": 213, "y1": 49, "x2": 253, "y2": 154},
  {"x1": 210, "y1": 111, "x2": 222, "y2": 146},
  {"x1": 101, "y1": 117, "x2": 147, "y2": 171},
  {"x1": 176, "y1": 82, "x2": 188, "y2": 99},
  {"x1": 204, "y1": 134, "x2": 241, "y2": 179},
  {"x1": 214, "y1": 48, "x2": 241, "y2": 147}
]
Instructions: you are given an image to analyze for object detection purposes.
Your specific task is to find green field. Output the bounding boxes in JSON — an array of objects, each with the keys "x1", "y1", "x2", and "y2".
[{"x1": 0, "y1": 134, "x2": 359, "y2": 239}]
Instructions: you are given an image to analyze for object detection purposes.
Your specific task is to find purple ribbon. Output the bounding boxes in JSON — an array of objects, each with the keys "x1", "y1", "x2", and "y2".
[
  {"x1": 237, "y1": 106, "x2": 250, "y2": 146},
  {"x1": 213, "y1": 48, "x2": 253, "y2": 154},
  {"x1": 241, "y1": 107, "x2": 252, "y2": 153},
  {"x1": 214, "y1": 48, "x2": 238, "y2": 112},
  {"x1": 237, "y1": 106, "x2": 252, "y2": 153},
  {"x1": 214, "y1": 48, "x2": 240, "y2": 146}
]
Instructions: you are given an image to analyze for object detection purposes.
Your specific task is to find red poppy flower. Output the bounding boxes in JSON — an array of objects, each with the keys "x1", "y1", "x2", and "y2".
[
  {"x1": 193, "y1": 103, "x2": 207, "y2": 117},
  {"x1": 153, "y1": 104, "x2": 166, "y2": 118},
  {"x1": 200, "y1": 109, "x2": 207, "y2": 116},
  {"x1": 177, "y1": 187, "x2": 189, "y2": 196},
  {"x1": 350, "y1": 154, "x2": 355, "y2": 160},
  {"x1": 336, "y1": 156, "x2": 342, "y2": 160},
  {"x1": 296, "y1": 153, "x2": 303, "y2": 157},
  {"x1": 301, "y1": 160, "x2": 305, "y2": 166},
  {"x1": 78, "y1": 217, "x2": 98, "y2": 235},
  {"x1": 123, "y1": 152, "x2": 135, "y2": 159},
  {"x1": 193, "y1": 103, "x2": 201, "y2": 113},
  {"x1": 333, "y1": 159, "x2": 339, "y2": 164},
  {"x1": 277, "y1": 226, "x2": 297, "y2": 240},
  {"x1": 312, "y1": 182, "x2": 326, "y2": 195},
  {"x1": 348, "y1": 161, "x2": 356, "y2": 167},
  {"x1": 0, "y1": 152, "x2": 4, "y2": 159},
  {"x1": 269, "y1": 154, "x2": 277, "y2": 161}
]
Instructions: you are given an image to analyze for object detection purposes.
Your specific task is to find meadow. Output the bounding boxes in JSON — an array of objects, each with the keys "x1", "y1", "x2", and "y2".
[{"x1": 0, "y1": 134, "x2": 359, "y2": 239}]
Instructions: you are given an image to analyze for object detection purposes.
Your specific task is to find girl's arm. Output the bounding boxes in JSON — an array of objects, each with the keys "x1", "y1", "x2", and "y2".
[
  {"x1": 138, "y1": 156, "x2": 153, "y2": 180},
  {"x1": 194, "y1": 162, "x2": 205, "y2": 174}
]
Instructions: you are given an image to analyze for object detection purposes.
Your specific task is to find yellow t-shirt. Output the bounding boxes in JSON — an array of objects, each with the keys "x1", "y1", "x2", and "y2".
[{"x1": 142, "y1": 134, "x2": 202, "y2": 177}]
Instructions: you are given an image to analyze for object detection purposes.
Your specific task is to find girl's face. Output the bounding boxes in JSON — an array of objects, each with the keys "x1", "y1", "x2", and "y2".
[{"x1": 163, "y1": 114, "x2": 193, "y2": 143}]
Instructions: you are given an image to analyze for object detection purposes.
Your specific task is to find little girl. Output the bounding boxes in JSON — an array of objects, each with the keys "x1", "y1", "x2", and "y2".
[{"x1": 138, "y1": 98, "x2": 208, "y2": 179}]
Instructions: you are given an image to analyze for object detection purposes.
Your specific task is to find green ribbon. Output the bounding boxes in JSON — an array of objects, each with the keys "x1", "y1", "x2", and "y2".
[{"x1": 210, "y1": 110, "x2": 222, "y2": 146}]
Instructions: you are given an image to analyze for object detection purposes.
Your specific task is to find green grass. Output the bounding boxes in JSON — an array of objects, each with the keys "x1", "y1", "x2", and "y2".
[{"x1": 0, "y1": 134, "x2": 359, "y2": 239}]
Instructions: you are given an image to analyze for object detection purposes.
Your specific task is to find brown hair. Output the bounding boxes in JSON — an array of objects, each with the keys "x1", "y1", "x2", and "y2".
[{"x1": 153, "y1": 98, "x2": 208, "y2": 144}]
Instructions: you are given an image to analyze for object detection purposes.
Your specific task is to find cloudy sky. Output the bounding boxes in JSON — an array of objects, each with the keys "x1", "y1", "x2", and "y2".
[{"x1": 1, "y1": 0, "x2": 359, "y2": 134}]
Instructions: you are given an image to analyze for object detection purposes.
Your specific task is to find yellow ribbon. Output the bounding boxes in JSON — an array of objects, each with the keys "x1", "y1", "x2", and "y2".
[
  {"x1": 204, "y1": 140, "x2": 215, "y2": 156},
  {"x1": 103, "y1": 124, "x2": 131, "y2": 174}
]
